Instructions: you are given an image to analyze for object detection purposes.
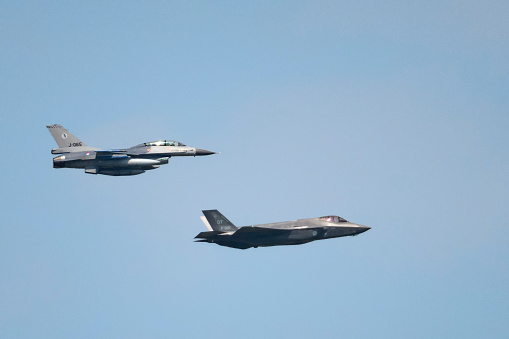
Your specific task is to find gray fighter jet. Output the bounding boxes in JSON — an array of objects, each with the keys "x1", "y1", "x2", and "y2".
[
  {"x1": 47, "y1": 124, "x2": 216, "y2": 176},
  {"x1": 195, "y1": 210, "x2": 370, "y2": 249}
]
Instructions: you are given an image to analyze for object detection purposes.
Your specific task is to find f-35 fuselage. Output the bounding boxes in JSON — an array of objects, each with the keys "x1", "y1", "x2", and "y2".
[{"x1": 195, "y1": 210, "x2": 370, "y2": 249}]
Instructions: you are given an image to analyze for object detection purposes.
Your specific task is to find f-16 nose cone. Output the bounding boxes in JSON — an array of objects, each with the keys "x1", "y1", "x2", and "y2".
[{"x1": 195, "y1": 148, "x2": 216, "y2": 156}]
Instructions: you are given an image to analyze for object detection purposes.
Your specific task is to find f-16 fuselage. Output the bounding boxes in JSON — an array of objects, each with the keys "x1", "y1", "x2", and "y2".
[
  {"x1": 195, "y1": 210, "x2": 370, "y2": 249},
  {"x1": 47, "y1": 125, "x2": 216, "y2": 176}
]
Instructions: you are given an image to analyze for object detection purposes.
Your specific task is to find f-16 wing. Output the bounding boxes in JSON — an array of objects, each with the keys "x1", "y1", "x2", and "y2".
[{"x1": 95, "y1": 150, "x2": 129, "y2": 158}]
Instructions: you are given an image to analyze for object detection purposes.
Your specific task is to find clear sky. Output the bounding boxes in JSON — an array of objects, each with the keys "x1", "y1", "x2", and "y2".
[{"x1": 1, "y1": 1, "x2": 508, "y2": 338}]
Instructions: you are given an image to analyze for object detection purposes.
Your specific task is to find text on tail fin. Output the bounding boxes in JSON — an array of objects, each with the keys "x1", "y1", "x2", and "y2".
[
  {"x1": 202, "y1": 210, "x2": 238, "y2": 232},
  {"x1": 46, "y1": 124, "x2": 88, "y2": 149}
]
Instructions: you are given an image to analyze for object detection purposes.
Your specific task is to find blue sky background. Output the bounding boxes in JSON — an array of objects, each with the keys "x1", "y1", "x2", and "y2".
[{"x1": 1, "y1": 1, "x2": 508, "y2": 338}]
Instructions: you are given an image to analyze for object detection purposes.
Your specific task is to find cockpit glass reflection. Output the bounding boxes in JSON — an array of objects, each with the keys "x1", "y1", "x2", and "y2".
[
  {"x1": 144, "y1": 140, "x2": 186, "y2": 147},
  {"x1": 319, "y1": 216, "x2": 348, "y2": 223}
]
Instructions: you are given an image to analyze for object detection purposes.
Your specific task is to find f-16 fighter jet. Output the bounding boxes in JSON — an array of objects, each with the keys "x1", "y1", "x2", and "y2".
[
  {"x1": 47, "y1": 124, "x2": 216, "y2": 176},
  {"x1": 195, "y1": 210, "x2": 370, "y2": 249}
]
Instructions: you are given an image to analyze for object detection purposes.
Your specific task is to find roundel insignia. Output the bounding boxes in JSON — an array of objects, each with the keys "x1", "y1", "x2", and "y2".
[
  {"x1": 61, "y1": 133, "x2": 68, "y2": 139},
  {"x1": 312, "y1": 231, "x2": 318, "y2": 236}
]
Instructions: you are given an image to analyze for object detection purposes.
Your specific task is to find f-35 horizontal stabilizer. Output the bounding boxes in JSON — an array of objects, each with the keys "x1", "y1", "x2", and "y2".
[{"x1": 195, "y1": 231, "x2": 224, "y2": 239}]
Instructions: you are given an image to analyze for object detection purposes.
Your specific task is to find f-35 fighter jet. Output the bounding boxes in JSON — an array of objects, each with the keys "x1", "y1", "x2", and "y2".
[
  {"x1": 47, "y1": 124, "x2": 216, "y2": 176},
  {"x1": 195, "y1": 210, "x2": 370, "y2": 249}
]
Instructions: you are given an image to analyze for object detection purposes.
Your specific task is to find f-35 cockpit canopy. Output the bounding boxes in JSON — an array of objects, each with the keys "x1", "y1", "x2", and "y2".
[
  {"x1": 319, "y1": 216, "x2": 348, "y2": 223},
  {"x1": 144, "y1": 140, "x2": 186, "y2": 147}
]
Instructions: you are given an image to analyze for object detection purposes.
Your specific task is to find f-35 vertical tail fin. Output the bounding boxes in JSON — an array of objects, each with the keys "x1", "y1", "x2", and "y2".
[
  {"x1": 46, "y1": 124, "x2": 98, "y2": 154},
  {"x1": 202, "y1": 210, "x2": 238, "y2": 232}
]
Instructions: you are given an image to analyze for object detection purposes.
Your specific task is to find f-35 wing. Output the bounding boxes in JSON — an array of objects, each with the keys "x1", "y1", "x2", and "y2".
[
  {"x1": 232, "y1": 226, "x2": 291, "y2": 237},
  {"x1": 232, "y1": 226, "x2": 327, "y2": 239}
]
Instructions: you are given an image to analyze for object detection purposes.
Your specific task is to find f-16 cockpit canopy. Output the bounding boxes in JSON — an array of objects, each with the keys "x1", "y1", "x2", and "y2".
[
  {"x1": 319, "y1": 216, "x2": 348, "y2": 223},
  {"x1": 144, "y1": 140, "x2": 186, "y2": 147}
]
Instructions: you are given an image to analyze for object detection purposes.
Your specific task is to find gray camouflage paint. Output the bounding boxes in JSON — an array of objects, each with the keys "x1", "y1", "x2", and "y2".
[
  {"x1": 47, "y1": 124, "x2": 216, "y2": 176},
  {"x1": 195, "y1": 210, "x2": 371, "y2": 249}
]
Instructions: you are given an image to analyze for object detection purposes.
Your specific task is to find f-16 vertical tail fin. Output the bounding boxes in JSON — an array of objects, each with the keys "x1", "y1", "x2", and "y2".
[
  {"x1": 46, "y1": 124, "x2": 98, "y2": 154},
  {"x1": 202, "y1": 210, "x2": 238, "y2": 232}
]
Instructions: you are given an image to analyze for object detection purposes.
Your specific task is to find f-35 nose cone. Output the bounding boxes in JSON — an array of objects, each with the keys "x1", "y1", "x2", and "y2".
[
  {"x1": 195, "y1": 148, "x2": 216, "y2": 156},
  {"x1": 358, "y1": 226, "x2": 371, "y2": 234}
]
